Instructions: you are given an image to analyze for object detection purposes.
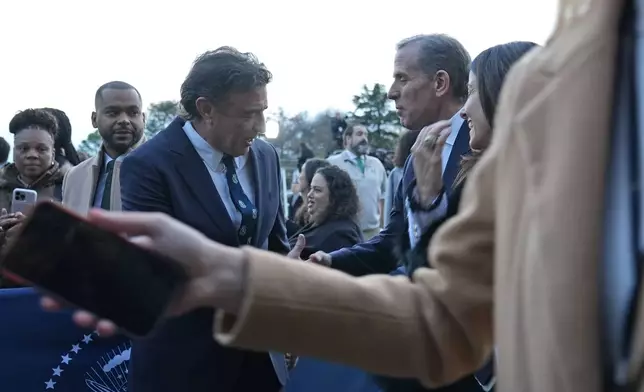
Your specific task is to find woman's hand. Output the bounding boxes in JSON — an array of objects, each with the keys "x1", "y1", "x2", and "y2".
[
  {"x1": 41, "y1": 209, "x2": 247, "y2": 336},
  {"x1": 287, "y1": 234, "x2": 306, "y2": 259},
  {"x1": 411, "y1": 120, "x2": 452, "y2": 206}
]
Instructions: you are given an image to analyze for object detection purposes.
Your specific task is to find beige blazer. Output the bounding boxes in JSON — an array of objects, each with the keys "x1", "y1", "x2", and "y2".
[
  {"x1": 62, "y1": 136, "x2": 147, "y2": 214},
  {"x1": 61, "y1": 153, "x2": 124, "y2": 214},
  {"x1": 205, "y1": 1, "x2": 644, "y2": 391}
]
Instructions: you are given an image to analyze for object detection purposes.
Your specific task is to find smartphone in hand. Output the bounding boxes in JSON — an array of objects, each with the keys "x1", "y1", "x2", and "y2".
[
  {"x1": 11, "y1": 188, "x2": 37, "y2": 214},
  {"x1": 0, "y1": 201, "x2": 188, "y2": 337}
]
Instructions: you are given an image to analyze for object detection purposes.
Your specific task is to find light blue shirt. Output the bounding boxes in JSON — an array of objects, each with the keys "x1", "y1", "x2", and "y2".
[
  {"x1": 93, "y1": 153, "x2": 126, "y2": 208},
  {"x1": 182, "y1": 121, "x2": 288, "y2": 384},
  {"x1": 182, "y1": 121, "x2": 256, "y2": 230},
  {"x1": 407, "y1": 112, "x2": 464, "y2": 247}
]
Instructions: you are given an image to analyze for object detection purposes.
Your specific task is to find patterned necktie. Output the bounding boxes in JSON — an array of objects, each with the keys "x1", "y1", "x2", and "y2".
[
  {"x1": 355, "y1": 155, "x2": 365, "y2": 174},
  {"x1": 101, "y1": 160, "x2": 115, "y2": 210},
  {"x1": 221, "y1": 154, "x2": 258, "y2": 245}
]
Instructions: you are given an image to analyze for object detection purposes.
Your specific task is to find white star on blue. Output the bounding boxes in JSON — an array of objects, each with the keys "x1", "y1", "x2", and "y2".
[
  {"x1": 52, "y1": 366, "x2": 63, "y2": 377},
  {"x1": 70, "y1": 344, "x2": 81, "y2": 354},
  {"x1": 82, "y1": 334, "x2": 93, "y2": 344},
  {"x1": 45, "y1": 379, "x2": 56, "y2": 389},
  {"x1": 60, "y1": 354, "x2": 71, "y2": 365}
]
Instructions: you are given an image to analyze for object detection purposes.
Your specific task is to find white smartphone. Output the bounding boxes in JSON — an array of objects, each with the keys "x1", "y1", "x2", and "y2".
[{"x1": 11, "y1": 188, "x2": 38, "y2": 214}]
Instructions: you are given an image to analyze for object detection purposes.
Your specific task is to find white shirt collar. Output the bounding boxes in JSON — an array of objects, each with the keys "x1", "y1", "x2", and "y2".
[
  {"x1": 344, "y1": 149, "x2": 360, "y2": 160},
  {"x1": 446, "y1": 110, "x2": 465, "y2": 146},
  {"x1": 102, "y1": 152, "x2": 126, "y2": 169},
  {"x1": 182, "y1": 121, "x2": 248, "y2": 171}
]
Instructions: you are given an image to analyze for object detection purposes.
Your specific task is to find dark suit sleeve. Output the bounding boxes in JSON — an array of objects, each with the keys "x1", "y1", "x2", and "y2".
[
  {"x1": 267, "y1": 146, "x2": 290, "y2": 255},
  {"x1": 120, "y1": 153, "x2": 172, "y2": 214},
  {"x1": 329, "y1": 174, "x2": 406, "y2": 276},
  {"x1": 316, "y1": 225, "x2": 363, "y2": 254}
]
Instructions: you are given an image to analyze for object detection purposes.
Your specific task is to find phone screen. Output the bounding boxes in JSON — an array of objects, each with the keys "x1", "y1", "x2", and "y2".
[{"x1": 0, "y1": 202, "x2": 187, "y2": 337}]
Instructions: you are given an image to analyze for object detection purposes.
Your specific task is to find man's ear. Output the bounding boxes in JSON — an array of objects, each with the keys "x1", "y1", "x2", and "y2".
[
  {"x1": 91, "y1": 112, "x2": 98, "y2": 129},
  {"x1": 434, "y1": 70, "x2": 451, "y2": 98},
  {"x1": 195, "y1": 97, "x2": 215, "y2": 122},
  {"x1": 141, "y1": 111, "x2": 147, "y2": 126}
]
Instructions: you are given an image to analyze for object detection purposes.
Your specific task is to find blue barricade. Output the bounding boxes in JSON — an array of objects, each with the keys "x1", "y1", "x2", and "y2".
[
  {"x1": 0, "y1": 288, "x2": 131, "y2": 391},
  {"x1": 0, "y1": 288, "x2": 383, "y2": 391}
]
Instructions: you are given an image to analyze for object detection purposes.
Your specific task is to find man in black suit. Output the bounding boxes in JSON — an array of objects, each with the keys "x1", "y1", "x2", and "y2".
[
  {"x1": 301, "y1": 35, "x2": 487, "y2": 391},
  {"x1": 119, "y1": 47, "x2": 289, "y2": 392}
]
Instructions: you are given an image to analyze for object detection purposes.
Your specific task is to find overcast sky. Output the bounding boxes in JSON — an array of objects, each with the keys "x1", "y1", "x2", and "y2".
[{"x1": 0, "y1": 0, "x2": 558, "y2": 148}]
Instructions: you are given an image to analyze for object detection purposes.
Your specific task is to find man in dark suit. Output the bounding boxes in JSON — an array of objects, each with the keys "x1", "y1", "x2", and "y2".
[
  {"x1": 119, "y1": 47, "x2": 289, "y2": 392},
  {"x1": 309, "y1": 34, "x2": 471, "y2": 281},
  {"x1": 303, "y1": 35, "x2": 487, "y2": 391}
]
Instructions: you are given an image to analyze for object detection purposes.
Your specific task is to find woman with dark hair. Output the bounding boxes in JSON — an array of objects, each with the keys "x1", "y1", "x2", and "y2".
[
  {"x1": 286, "y1": 165, "x2": 368, "y2": 391},
  {"x1": 286, "y1": 158, "x2": 331, "y2": 237},
  {"x1": 42, "y1": 108, "x2": 81, "y2": 170},
  {"x1": 0, "y1": 109, "x2": 66, "y2": 287},
  {"x1": 384, "y1": 130, "x2": 420, "y2": 225},
  {"x1": 289, "y1": 165, "x2": 363, "y2": 259},
  {"x1": 0, "y1": 109, "x2": 65, "y2": 211}
]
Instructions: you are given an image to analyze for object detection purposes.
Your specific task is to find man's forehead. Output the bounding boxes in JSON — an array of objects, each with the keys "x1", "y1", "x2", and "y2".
[
  {"x1": 394, "y1": 44, "x2": 422, "y2": 73},
  {"x1": 225, "y1": 87, "x2": 268, "y2": 110},
  {"x1": 98, "y1": 88, "x2": 142, "y2": 108}
]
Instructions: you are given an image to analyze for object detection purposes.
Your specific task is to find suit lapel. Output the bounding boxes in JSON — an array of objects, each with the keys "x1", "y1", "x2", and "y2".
[
  {"x1": 167, "y1": 118, "x2": 238, "y2": 245},
  {"x1": 249, "y1": 144, "x2": 267, "y2": 247},
  {"x1": 87, "y1": 155, "x2": 101, "y2": 209}
]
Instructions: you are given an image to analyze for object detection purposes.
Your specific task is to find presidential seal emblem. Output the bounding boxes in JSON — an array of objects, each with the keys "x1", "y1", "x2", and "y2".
[{"x1": 42, "y1": 330, "x2": 131, "y2": 391}]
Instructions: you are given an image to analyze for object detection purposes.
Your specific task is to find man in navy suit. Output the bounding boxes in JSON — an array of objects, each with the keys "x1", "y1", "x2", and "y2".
[
  {"x1": 119, "y1": 47, "x2": 289, "y2": 392},
  {"x1": 303, "y1": 35, "x2": 487, "y2": 392},
  {"x1": 309, "y1": 34, "x2": 472, "y2": 279}
]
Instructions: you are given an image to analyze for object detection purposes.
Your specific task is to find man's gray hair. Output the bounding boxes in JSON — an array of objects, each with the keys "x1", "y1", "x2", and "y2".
[{"x1": 397, "y1": 34, "x2": 471, "y2": 102}]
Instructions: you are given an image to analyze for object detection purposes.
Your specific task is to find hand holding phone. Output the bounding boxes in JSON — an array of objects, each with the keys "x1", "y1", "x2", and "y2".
[
  {"x1": 6, "y1": 203, "x2": 247, "y2": 337},
  {"x1": 1, "y1": 203, "x2": 191, "y2": 337}
]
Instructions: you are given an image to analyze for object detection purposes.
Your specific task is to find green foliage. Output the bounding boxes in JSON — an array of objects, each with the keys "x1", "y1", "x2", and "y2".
[
  {"x1": 77, "y1": 130, "x2": 102, "y2": 157},
  {"x1": 272, "y1": 109, "x2": 337, "y2": 159},
  {"x1": 145, "y1": 100, "x2": 179, "y2": 138},
  {"x1": 349, "y1": 83, "x2": 401, "y2": 149}
]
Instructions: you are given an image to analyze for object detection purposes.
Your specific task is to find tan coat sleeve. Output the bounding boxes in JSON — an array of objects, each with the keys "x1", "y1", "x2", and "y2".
[
  {"x1": 211, "y1": 135, "x2": 499, "y2": 388},
  {"x1": 209, "y1": 48, "x2": 539, "y2": 386}
]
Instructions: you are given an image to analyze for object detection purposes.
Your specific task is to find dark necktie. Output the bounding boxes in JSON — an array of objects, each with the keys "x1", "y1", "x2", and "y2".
[
  {"x1": 221, "y1": 154, "x2": 257, "y2": 245},
  {"x1": 101, "y1": 160, "x2": 115, "y2": 210}
]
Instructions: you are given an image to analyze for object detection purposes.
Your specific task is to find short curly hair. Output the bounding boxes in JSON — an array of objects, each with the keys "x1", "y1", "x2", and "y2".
[
  {"x1": 9, "y1": 109, "x2": 58, "y2": 138},
  {"x1": 314, "y1": 165, "x2": 360, "y2": 223}
]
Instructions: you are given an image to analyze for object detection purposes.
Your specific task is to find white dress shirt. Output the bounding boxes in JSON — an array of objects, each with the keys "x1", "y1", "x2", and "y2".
[{"x1": 182, "y1": 122, "x2": 255, "y2": 230}]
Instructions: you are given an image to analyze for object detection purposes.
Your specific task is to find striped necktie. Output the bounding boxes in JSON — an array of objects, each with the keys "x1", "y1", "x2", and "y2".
[{"x1": 221, "y1": 154, "x2": 257, "y2": 245}]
